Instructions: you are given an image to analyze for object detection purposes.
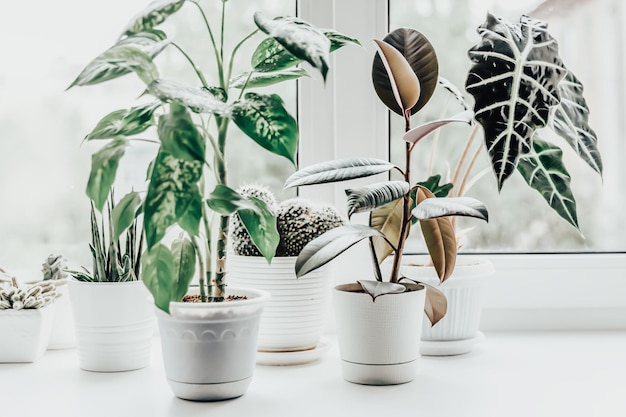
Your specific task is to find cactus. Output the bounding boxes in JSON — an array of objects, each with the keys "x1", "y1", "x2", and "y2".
[
  {"x1": 0, "y1": 278, "x2": 57, "y2": 310},
  {"x1": 229, "y1": 185, "x2": 346, "y2": 257},
  {"x1": 42, "y1": 255, "x2": 69, "y2": 282}
]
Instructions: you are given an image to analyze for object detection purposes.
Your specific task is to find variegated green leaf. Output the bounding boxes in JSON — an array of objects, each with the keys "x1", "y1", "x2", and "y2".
[
  {"x1": 346, "y1": 181, "x2": 409, "y2": 217},
  {"x1": 517, "y1": 135, "x2": 579, "y2": 231},
  {"x1": 87, "y1": 138, "x2": 127, "y2": 211},
  {"x1": 416, "y1": 175, "x2": 453, "y2": 198},
  {"x1": 251, "y1": 37, "x2": 301, "y2": 73},
  {"x1": 231, "y1": 92, "x2": 298, "y2": 164},
  {"x1": 206, "y1": 184, "x2": 258, "y2": 215},
  {"x1": 357, "y1": 280, "x2": 405, "y2": 302},
  {"x1": 412, "y1": 196, "x2": 489, "y2": 222},
  {"x1": 254, "y1": 13, "x2": 330, "y2": 80},
  {"x1": 285, "y1": 158, "x2": 396, "y2": 188},
  {"x1": 147, "y1": 79, "x2": 230, "y2": 116},
  {"x1": 403, "y1": 110, "x2": 473, "y2": 145},
  {"x1": 466, "y1": 13, "x2": 567, "y2": 190},
  {"x1": 157, "y1": 101, "x2": 206, "y2": 162},
  {"x1": 369, "y1": 198, "x2": 408, "y2": 264},
  {"x1": 111, "y1": 191, "x2": 142, "y2": 241},
  {"x1": 230, "y1": 68, "x2": 309, "y2": 89},
  {"x1": 171, "y1": 237, "x2": 196, "y2": 301},
  {"x1": 122, "y1": 0, "x2": 185, "y2": 36},
  {"x1": 142, "y1": 243, "x2": 175, "y2": 313},
  {"x1": 86, "y1": 102, "x2": 161, "y2": 140},
  {"x1": 549, "y1": 71, "x2": 602, "y2": 176},
  {"x1": 237, "y1": 196, "x2": 280, "y2": 263},
  {"x1": 323, "y1": 29, "x2": 361, "y2": 52}
]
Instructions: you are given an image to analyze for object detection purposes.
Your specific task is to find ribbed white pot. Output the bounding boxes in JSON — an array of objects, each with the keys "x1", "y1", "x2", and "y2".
[
  {"x1": 0, "y1": 304, "x2": 55, "y2": 363},
  {"x1": 157, "y1": 287, "x2": 269, "y2": 401},
  {"x1": 68, "y1": 279, "x2": 154, "y2": 372},
  {"x1": 227, "y1": 255, "x2": 332, "y2": 352},
  {"x1": 333, "y1": 284, "x2": 426, "y2": 385},
  {"x1": 47, "y1": 283, "x2": 76, "y2": 349},
  {"x1": 397, "y1": 255, "x2": 495, "y2": 344}
]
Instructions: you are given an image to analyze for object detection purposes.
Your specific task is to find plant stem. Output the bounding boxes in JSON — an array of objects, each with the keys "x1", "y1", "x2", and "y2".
[
  {"x1": 190, "y1": 0, "x2": 225, "y2": 89},
  {"x1": 227, "y1": 29, "x2": 259, "y2": 83},
  {"x1": 170, "y1": 42, "x2": 209, "y2": 88},
  {"x1": 211, "y1": 117, "x2": 230, "y2": 301},
  {"x1": 191, "y1": 236, "x2": 207, "y2": 302}
]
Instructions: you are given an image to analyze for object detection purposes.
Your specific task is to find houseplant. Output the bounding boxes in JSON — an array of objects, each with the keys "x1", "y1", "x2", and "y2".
[
  {"x1": 228, "y1": 184, "x2": 345, "y2": 363},
  {"x1": 284, "y1": 29, "x2": 489, "y2": 384},
  {"x1": 0, "y1": 277, "x2": 58, "y2": 362},
  {"x1": 67, "y1": 194, "x2": 153, "y2": 372},
  {"x1": 68, "y1": 0, "x2": 357, "y2": 400}
]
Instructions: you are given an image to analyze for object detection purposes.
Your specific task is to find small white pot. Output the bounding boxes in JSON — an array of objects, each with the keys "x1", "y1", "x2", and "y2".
[
  {"x1": 227, "y1": 255, "x2": 332, "y2": 352},
  {"x1": 157, "y1": 287, "x2": 269, "y2": 401},
  {"x1": 68, "y1": 279, "x2": 154, "y2": 372},
  {"x1": 47, "y1": 282, "x2": 76, "y2": 349},
  {"x1": 0, "y1": 304, "x2": 55, "y2": 363},
  {"x1": 333, "y1": 284, "x2": 426, "y2": 385}
]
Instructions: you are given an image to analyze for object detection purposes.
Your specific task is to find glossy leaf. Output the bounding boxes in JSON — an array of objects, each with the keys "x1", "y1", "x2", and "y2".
[
  {"x1": 465, "y1": 13, "x2": 567, "y2": 190},
  {"x1": 296, "y1": 225, "x2": 384, "y2": 278},
  {"x1": 87, "y1": 138, "x2": 127, "y2": 211},
  {"x1": 254, "y1": 13, "x2": 330, "y2": 80},
  {"x1": 517, "y1": 135, "x2": 579, "y2": 231},
  {"x1": 285, "y1": 158, "x2": 396, "y2": 188},
  {"x1": 412, "y1": 196, "x2": 489, "y2": 222},
  {"x1": 416, "y1": 175, "x2": 453, "y2": 198},
  {"x1": 230, "y1": 68, "x2": 309, "y2": 89},
  {"x1": 142, "y1": 243, "x2": 175, "y2": 313},
  {"x1": 206, "y1": 184, "x2": 257, "y2": 215},
  {"x1": 157, "y1": 102, "x2": 206, "y2": 162},
  {"x1": 231, "y1": 92, "x2": 298, "y2": 164},
  {"x1": 346, "y1": 181, "x2": 409, "y2": 217},
  {"x1": 147, "y1": 79, "x2": 230, "y2": 116},
  {"x1": 323, "y1": 29, "x2": 361, "y2": 52},
  {"x1": 122, "y1": 0, "x2": 185, "y2": 36},
  {"x1": 549, "y1": 71, "x2": 602, "y2": 176},
  {"x1": 400, "y1": 278, "x2": 447, "y2": 326},
  {"x1": 171, "y1": 237, "x2": 196, "y2": 301},
  {"x1": 438, "y1": 76, "x2": 470, "y2": 111},
  {"x1": 403, "y1": 110, "x2": 473, "y2": 146},
  {"x1": 237, "y1": 196, "x2": 280, "y2": 263},
  {"x1": 372, "y1": 39, "x2": 420, "y2": 113},
  {"x1": 369, "y1": 198, "x2": 408, "y2": 264},
  {"x1": 251, "y1": 38, "x2": 301, "y2": 73},
  {"x1": 372, "y1": 28, "x2": 438, "y2": 115},
  {"x1": 86, "y1": 102, "x2": 161, "y2": 140},
  {"x1": 111, "y1": 191, "x2": 142, "y2": 241},
  {"x1": 357, "y1": 280, "x2": 406, "y2": 302}
]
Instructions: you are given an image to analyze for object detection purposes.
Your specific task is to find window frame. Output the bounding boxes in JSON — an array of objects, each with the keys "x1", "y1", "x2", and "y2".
[{"x1": 297, "y1": 0, "x2": 626, "y2": 331}]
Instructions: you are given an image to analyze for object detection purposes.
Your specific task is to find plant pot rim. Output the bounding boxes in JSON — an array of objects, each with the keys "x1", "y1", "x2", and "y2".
[
  {"x1": 333, "y1": 282, "x2": 426, "y2": 294},
  {"x1": 170, "y1": 286, "x2": 270, "y2": 310},
  {"x1": 68, "y1": 277, "x2": 144, "y2": 286}
]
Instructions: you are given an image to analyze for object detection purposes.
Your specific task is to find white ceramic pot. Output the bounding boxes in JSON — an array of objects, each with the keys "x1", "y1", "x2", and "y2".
[
  {"x1": 157, "y1": 287, "x2": 269, "y2": 401},
  {"x1": 47, "y1": 282, "x2": 77, "y2": 349},
  {"x1": 227, "y1": 255, "x2": 332, "y2": 353},
  {"x1": 68, "y1": 279, "x2": 154, "y2": 372},
  {"x1": 333, "y1": 284, "x2": 426, "y2": 385},
  {"x1": 0, "y1": 303, "x2": 55, "y2": 363}
]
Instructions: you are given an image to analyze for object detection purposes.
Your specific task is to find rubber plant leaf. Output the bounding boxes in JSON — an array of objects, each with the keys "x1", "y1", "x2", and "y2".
[
  {"x1": 357, "y1": 280, "x2": 406, "y2": 302},
  {"x1": 372, "y1": 39, "x2": 420, "y2": 114},
  {"x1": 254, "y1": 13, "x2": 330, "y2": 80},
  {"x1": 372, "y1": 28, "x2": 438, "y2": 115},
  {"x1": 86, "y1": 102, "x2": 161, "y2": 140},
  {"x1": 416, "y1": 187, "x2": 457, "y2": 283},
  {"x1": 399, "y1": 278, "x2": 448, "y2": 326},
  {"x1": 141, "y1": 243, "x2": 175, "y2": 313},
  {"x1": 285, "y1": 158, "x2": 396, "y2": 188},
  {"x1": 465, "y1": 13, "x2": 567, "y2": 190},
  {"x1": 412, "y1": 197, "x2": 489, "y2": 222},
  {"x1": 144, "y1": 149, "x2": 203, "y2": 248},
  {"x1": 403, "y1": 110, "x2": 474, "y2": 146},
  {"x1": 230, "y1": 68, "x2": 309, "y2": 89},
  {"x1": 517, "y1": 134, "x2": 580, "y2": 231},
  {"x1": 296, "y1": 225, "x2": 384, "y2": 278},
  {"x1": 369, "y1": 197, "x2": 409, "y2": 265},
  {"x1": 87, "y1": 137, "x2": 127, "y2": 212},
  {"x1": 171, "y1": 237, "x2": 197, "y2": 301},
  {"x1": 345, "y1": 181, "x2": 409, "y2": 218},
  {"x1": 111, "y1": 191, "x2": 142, "y2": 241},
  {"x1": 236, "y1": 196, "x2": 280, "y2": 263},
  {"x1": 157, "y1": 101, "x2": 206, "y2": 163},
  {"x1": 121, "y1": 0, "x2": 185, "y2": 36},
  {"x1": 231, "y1": 92, "x2": 298, "y2": 165},
  {"x1": 549, "y1": 71, "x2": 602, "y2": 176},
  {"x1": 147, "y1": 79, "x2": 230, "y2": 116}
]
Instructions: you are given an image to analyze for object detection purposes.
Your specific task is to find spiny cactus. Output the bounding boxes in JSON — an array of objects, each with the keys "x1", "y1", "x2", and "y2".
[
  {"x1": 229, "y1": 185, "x2": 346, "y2": 257},
  {"x1": 0, "y1": 278, "x2": 58, "y2": 310},
  {"x1": 42, "y1": 255, "x2": 69, "y2": 282}
]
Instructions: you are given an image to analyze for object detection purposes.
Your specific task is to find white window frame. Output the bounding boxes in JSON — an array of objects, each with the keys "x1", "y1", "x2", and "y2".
[{"x1": 297, "y1": 0, "x2": 626, "y2": 331}]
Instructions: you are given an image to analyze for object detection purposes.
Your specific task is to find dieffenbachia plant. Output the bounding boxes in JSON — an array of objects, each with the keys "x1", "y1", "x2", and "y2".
[
  {"x1": 285, "y1": 28, "x2": 490, "y2": 326},
  {"x1": 466, "y1": 13, "x2": 602, "y2": 231},
  {"x1": 68, "y1": 0, "x2": 358, "y2": 312}
]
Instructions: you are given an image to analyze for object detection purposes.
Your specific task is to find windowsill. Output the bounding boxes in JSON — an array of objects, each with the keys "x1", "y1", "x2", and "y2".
[{"x1": 3, "y1": 331, "x2": 625, "y2": 416}]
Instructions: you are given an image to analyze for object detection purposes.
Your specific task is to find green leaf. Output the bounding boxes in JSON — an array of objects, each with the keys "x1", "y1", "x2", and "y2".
[
  {"x1": 142, "y1": 243, "x2": 175, "y2": 313},
  {"x1": 157, "y1": 102, "x2": 206, "y2": 162},
  {"x1": 403, "y1": 110, "x2": 473, "y2": 145},
  {"x1": 251, "y1": 38, "x2": 302, "y2": 72},
  {"x1": 111, "y1": 191, "x2": 142, "y2": 241},
  {"x1": 345, "y1": 181, "x2": 409, "y2": 217},
  {"x1": 357, "y1": 280, "x2": 405, "y2": 302},
  {"x1": 517, "y1": 135, "x2": 579, "y2": 231},
  {"x1": 206, "y1": 184, "x2": 259, "y2": 215},
  {"x1": 122, "y1": 0, "x2": 185, "y2": 36},
  {"x1": 465, "y1": 13, "x2": 567, "y2": 190},
  {"x1": 144, "y1": 149, "x2": 203, "y2": 248},
  {"x1": 231, "y1": 92, "x2": 298, "y2": 164},
  {"x1": 230, "y1": 68, "x2": 309, "y2": 89},
  {"x1": 171, "y1": 237, "x2": 196, "y2": 301},
  {"x1": 323, "y1": 29, "x2": 361, "y2": 52},
  {"x1": 416, "y1": 175, "x2": 453, "y2": 198},
  {"x1": 369, "y1": 198, "x2": 407, "y2": 265},
  {"x1": 285, "y1": 158, "x2": 396, "y2": 188},
  {"x1": 147, "y1": 79, "x2": 230, "y2": 116},
  {"x1": 237, "y1": 196, "x2": 280, "y2": 263},
  {"x1": 86, "y1": 102, "x2": 161, "y2": 140},
  {"x1": 86, "y1": 138, "x2": 127, "y2": 211},
  {"x1": 254, "y1": 13, "x2": 330, "y2": 80},
  {"x1": 296, "y1": 225, "x2": 383, "y2": 278},
  {"x1": 412, "y1": 196, "x2": 489, "y2": 222}
]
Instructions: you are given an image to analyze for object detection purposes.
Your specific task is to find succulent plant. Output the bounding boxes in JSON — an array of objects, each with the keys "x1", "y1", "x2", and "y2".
[
  {"x1": 41, "y1": 255, "x2": 69, "y2": 282},
  {"x1": 0, "y1": 278, "x2": 58, "y2": 310}
]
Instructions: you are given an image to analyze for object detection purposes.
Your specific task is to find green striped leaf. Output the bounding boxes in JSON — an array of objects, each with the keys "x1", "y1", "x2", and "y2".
[
  {"x1": 86, "y1": 138, "x2": 127, "y2": 211},
  {"x1": 157, "y1": 101, "x2": 205, "y2": 162},
  {"x1": 230, "y1": 68, "x2": 309, "y2": 89},
  {"x1": 285, "y1": 158, "x2": 396, "y2": 188},
  {"x1": 345, "y1": 181, "x2": 409, "y2": 217},
  {"x1": 86, "y1": 102, "x2": 161, "y2": 140},
  {"x1": 147, "y1": 79, "x2": 230, "y2": 116},
  {"x1": 122, "y1": 0, "x2": 185, "y2": 36},
  {"x1": 171, "y1": 237, "x2": 196, "y2": 301}
]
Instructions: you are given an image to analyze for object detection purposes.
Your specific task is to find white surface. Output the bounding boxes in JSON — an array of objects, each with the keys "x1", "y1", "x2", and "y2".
[
  {"x1": 421, "y1": 331, "x2": 486, "y2": 356},
  {"x1": 2, "y1": 331, "x2": 625, "y2": 416},
  {"x1": 256, "y1": 337, "x2": 331, "y2": 366}
]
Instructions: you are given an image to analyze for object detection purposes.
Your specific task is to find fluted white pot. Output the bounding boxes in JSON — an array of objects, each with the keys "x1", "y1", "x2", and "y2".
[
  {"x1": 0, "y1": 303, "x2": 55, "y2": 363},
  {"x1": 68, "y1": 279, "x2": 154, "y2": 372},
  {"x1": 157, "y1": 287, "x2": 269, "y2": 401},
  {"x1": 333, "y1": 284, "x2": 426, "y2": 385},
  {"x1": 228, "y1": 255, "x2": 332, "y2": 353}
]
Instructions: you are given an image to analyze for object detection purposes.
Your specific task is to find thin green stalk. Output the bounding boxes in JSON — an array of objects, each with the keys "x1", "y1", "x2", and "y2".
[
  {"x1": 190, "y1": 0, "x2": 225, "y2": 89},
  {"x1": 170, "y1": 42, "x2": 209, "y2": 88},
  {"x1": 191, "y1": 236, "x2": 207, "y2": 302},
  {"x1": 227, "y1": 29, "x2": 259, "y2": 83},
  {"x1": 237, "y1": 71, "x2": 254, "y2": 100}
]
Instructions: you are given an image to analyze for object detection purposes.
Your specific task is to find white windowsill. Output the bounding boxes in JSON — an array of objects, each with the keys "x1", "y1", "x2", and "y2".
[{"x1": 2, "y1": 331, "x2": 625, "y2": 417}]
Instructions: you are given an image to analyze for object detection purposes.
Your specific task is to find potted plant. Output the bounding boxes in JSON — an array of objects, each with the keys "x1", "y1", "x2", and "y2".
[
  {"x1": 284, "y1": 29, "x2": 490, "y2": 384},
  {"x1": 67, "y1": 195, "x2": 153, "y2": 372},
  {"x1": 68, "y1": 0, "x2": 357, "y2": 401},
  {"x1": 0, "y1": 277, "x2": 58, "y2": 363},
  {"x1": 227, "y1": 184, "x2": 345, "y2": 364}
]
